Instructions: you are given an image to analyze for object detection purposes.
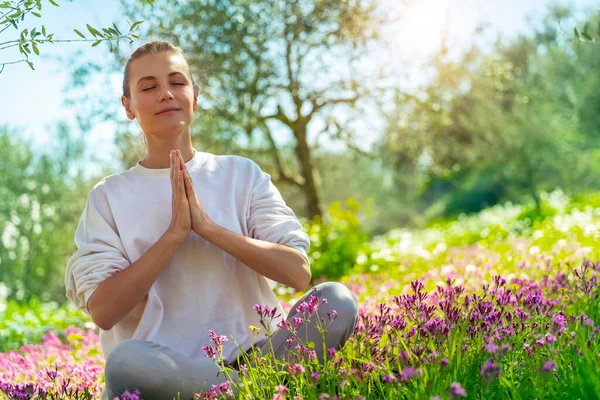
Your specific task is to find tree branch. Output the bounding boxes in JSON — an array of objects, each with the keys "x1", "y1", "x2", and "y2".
[
  {"x1": 259, "y1": 104, "x2": 292, "y2": 126},
  {"x1": 259, "y1": 121, "x2": 304, "y2": 187}
]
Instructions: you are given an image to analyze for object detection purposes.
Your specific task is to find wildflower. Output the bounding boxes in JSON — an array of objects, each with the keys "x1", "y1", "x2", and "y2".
[
  {"x1": 484, "y1": 343, "x2": 498, "y2": 355},
  {"x1": 327, "y1": 348, "x2": 337, "y2": 357},
  {"x1": 311, "y1": 371, "x2": 320, "y2": 381},
  {"x1": 448, "y1": 382, "x2": 467, "y2": 399},
  {"x1": 480, "y1": 359, "x2": 501, "y2": 383},
  {"x1": 400, "y1": 367, "x2": 416, "y2": 382},
  {"x1": 286, "y1": 363, "x2": 305, "y2": 376},
  {"x1": 319, "y1": 394, "x2": 330, "y2": 400},
  {"x1": 545, "y1": 332, "x2": 557, "y2": 344},
  {"x1": 440, "y1": 358, "x2": 449, "y2": 368},
  {"x1": 118, "y1": 390, "x2": 141, "y2": 400},
  {"x1": 382, "y1": 374, "x2": 396, "y2": 384},
  {"x1": 540, "y1": 359, "x2": 557, "y2": 373}
]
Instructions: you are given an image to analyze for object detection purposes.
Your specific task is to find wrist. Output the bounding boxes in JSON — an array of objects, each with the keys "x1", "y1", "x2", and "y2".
[
  {"x1": 195, "y1": 220, "x2": 219, "y2": 239},
  {"x1": 163, "y1": 229, "x2": 187, "y2": 246}
]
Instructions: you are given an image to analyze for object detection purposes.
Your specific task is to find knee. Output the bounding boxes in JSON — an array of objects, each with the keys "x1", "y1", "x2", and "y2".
[
  {"x1": 104, "y1": 339, "x2": 150, "y2": 388},
  {"x1": 316, "y1": 282, "x2": 358, "y2": 318}
]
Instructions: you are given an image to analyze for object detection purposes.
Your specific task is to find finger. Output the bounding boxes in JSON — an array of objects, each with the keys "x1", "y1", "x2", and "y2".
[
  {"x1": 178, "y1": 170, "x2": 186, "y2": 198},
  {"x1": 170, "y1": 152, "x2": 173, "y2": 181},
  {"x1": 178, "y1": 150, "x2": 185, "y2": 171},
  {"x1": 183, "y1": 168, "x2": 193, "y2": 199}
]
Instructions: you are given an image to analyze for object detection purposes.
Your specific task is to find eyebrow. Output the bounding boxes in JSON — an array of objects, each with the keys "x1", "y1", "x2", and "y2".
[{"x1": 136, "y1": 72, "x2": 187, "y2": 85}]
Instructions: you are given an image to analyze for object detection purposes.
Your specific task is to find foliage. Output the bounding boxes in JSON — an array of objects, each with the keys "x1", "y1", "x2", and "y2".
[
  {"x1": 304, "y1": 198, "x2": 374, "y2": 283},
  {"x1": 1, "y1": 189, "x2": 600, "y2": 399},
  {"x1": 0, "y1": 286, "x2": 91, "y2": 353},
  {"x1": 0, "y1": 125, "x2": 94, "y2": 303},
  {"x1": 0, "y1": 0, "x2": 145, "y2": 72},
  {"x1": 379, "y1": 5, "x2": 600, "y2": 218}
]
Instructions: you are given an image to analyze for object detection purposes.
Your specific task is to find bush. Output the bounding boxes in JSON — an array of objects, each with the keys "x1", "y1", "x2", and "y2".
[{"x1": 304, "y1": 198, "x2": 374, "y2": 282}]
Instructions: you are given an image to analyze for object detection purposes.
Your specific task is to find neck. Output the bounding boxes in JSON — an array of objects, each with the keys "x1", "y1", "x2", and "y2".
[{"x1": 140, "y1": 133, "x2": 195, "y2": 169}]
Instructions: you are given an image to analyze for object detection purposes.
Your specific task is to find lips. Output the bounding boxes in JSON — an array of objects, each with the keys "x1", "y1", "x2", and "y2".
[{"x1": 156, "y1": 107, "x2": 181, "y2": 115}]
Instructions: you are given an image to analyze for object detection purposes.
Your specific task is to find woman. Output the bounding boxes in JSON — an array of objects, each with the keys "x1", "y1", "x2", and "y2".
[{"x1": 64, "y1": 40, "x2": 359, "y2": 400}]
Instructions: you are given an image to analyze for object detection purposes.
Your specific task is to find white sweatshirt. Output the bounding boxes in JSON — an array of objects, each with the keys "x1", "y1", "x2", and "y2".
[{"x1": 64, "y1": 150, "x2": 310, "y2": 364}]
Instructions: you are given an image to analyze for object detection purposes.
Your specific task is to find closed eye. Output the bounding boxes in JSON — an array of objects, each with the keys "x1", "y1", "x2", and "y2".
[{"x1": 143, "y1": 83, "x2": 184, "y2": 91}]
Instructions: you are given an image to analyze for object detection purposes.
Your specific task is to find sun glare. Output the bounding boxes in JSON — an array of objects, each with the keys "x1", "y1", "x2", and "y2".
[{"x1": 384, "y1": 0, "x2": 477, "y2": 61}]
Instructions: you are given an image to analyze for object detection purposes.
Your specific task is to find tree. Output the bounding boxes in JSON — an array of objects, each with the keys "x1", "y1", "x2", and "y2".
[
  {"x1": 378, "y1": 5, "x2": 599, "y2": 217},
  {"x1": 0, "y1": 0, "x2": 146, "y2": 72},
  {"x1": 109, "y1": 0, "x2": 405, "y2": 219},
  {"x1": 0, "y1": 124, "x2": 97, "y2": 302}
]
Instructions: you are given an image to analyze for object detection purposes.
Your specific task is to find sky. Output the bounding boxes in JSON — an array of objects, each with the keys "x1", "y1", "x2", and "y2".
[{"x1": 0, "y1": 0, "x2": 596, "y2": 176}]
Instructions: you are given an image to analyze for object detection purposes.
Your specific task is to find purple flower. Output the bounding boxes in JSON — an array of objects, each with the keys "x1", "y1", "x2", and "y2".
[
  {"x1": 401, "y1": 367, "x2": 416, "y2": 382},
  {"x1": 382, "y1": 374, "x2": 396, "y2": 384},
  {"x1": 286, "y1": 363, "x2": 305, "y2": 376},
  {"x1": 480, "y1": 359, "x2": 501, "y2": 382},
  {"x1": 545, "y1": 332, "x2": 557, "y2": 344},
  {"x1": 448, "y1": 382, "x2": 467, "y2": 399},
  {"x1": 540, "y1": 359, "x2": 557, "y2": 373},
  {"x1": 484, "y1": 343, "x2": 498, "y2": 355}
]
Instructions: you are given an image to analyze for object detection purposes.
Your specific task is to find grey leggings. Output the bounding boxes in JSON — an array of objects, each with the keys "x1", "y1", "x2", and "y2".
[{"x1": 101, "y1": 281, "x2": 359, "y2": 400}]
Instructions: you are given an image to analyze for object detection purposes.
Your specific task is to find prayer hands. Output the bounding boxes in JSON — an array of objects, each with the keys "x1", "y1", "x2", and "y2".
[
  {"x1": 173, "y1": 149, "x2": 214, "y2": 237},
  {"x1": 167, "y1": 150, "x2": 192, "y2": 242}
]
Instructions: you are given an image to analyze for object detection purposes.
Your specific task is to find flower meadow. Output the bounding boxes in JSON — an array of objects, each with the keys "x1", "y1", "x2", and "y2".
[{"x1": 2, "y1": 192, "x2": 600, "y2": 399}]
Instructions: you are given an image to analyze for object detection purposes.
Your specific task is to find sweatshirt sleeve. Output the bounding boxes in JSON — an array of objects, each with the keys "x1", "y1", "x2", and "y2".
[
  {"x1": 246, "y1": 160, "x2": 311, "y2": 266},
  {"x1": 65, "y1": 185, "x2": 131, "y2": 316}
]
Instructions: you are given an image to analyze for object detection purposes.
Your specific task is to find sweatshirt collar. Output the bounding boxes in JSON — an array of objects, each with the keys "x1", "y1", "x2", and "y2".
[{"x1": 131, "y1": 149, "x2": 205, "y2": 178}]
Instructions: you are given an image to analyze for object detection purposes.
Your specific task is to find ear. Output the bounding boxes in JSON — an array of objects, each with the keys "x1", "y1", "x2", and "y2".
[
  {"x1": 193, "y1": 84, "x2": 199, "y2": 112},
  {"x1": 121, "y1": 95, "x2": 136, "y2": 120}
]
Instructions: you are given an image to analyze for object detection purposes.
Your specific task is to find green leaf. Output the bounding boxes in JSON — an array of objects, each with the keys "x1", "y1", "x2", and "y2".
[
  {"x1": 86, "y1": 24, "x2": 97, "y2": 37},
  {"x1": 9, "y1": 8, "x2": 22, "y2": 18},
  {"x1": 74, "y1": 29, "x2": 85, "y2": 39},
  {"x1": 42, "y1": 25, "x2": 46, "y2": 36},
  {"x1": 582, "y1": 32, "x2": 593, "y2": 41},
  {"x1": 112, "y1": 22, "x2": 122, "y2": 35},
  {"x1": 48, "y1": 0, "x2": 58, "y2": 6},
  {"x1": 131, "y1": 33, "x2": 139, "y2": 39},
  {"x1": 130, "y1": 21, "x2": 143, "y2": 31},
  {"x1": 597, "y1": 21, "x2": 600, "y2": 36},
  {"x1": 31, "y1": 11, "x2": 41, "y2": 17},
  {"x1": 92, "y1": 40, "x2": 102, "y2": 47},
  {"x1": 574, "y1": 27, "x2": 580, "y2": 39},
  {"x1": 32, "y1": 42, "x2": 39, "y2": 55},
  {"x1": 0, "y1": 3, "x2": 11, "y2": 9},
  {"x1": 27, "y1": 61, "x2": 35, "y2": 70}
]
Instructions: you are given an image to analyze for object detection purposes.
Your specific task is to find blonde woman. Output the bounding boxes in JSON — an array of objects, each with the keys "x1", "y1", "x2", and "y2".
[{"x1": 65, "y1": 40, "x2": 359, "y2": 400}]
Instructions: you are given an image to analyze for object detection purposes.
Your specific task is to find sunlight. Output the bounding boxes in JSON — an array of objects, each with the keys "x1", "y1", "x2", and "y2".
[{"x1": 384, "y1": 0, "x2": 478, "y2": 61}]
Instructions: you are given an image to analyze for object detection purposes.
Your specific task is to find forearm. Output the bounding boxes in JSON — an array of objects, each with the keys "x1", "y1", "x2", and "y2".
[
  {"x1": 87, "y1": 231, "x2": 184, "y2": 330},
  {"x1": 200, "y1": 222, "x2": 311, "y2": 291}
]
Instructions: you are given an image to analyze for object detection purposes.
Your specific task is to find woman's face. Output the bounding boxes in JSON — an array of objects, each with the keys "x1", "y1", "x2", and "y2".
[{"x1": 121, "y1": 51, "x2": 198, "y2": 140}]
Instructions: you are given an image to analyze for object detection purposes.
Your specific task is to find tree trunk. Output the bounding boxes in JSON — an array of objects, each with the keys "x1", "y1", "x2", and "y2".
[{"x1": 295, "y1": 124, "x2": 322, "y2": 219}]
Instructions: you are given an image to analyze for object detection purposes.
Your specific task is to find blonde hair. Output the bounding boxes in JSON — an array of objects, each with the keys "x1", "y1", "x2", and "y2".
[{"x1": 122, "y1": 40, "x2": 197, "y2": 98}]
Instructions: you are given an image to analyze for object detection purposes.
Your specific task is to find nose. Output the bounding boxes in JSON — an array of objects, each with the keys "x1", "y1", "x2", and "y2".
[{"x1": 159, "y1": 88, "x2": 174, "y2": 102}]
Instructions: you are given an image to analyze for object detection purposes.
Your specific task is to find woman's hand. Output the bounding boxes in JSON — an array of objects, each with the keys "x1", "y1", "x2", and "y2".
[
  {"x1": 167, "y1": 150, "x2": 192, "y2": 242},
  {"x1": 176, "y1": 150, "x2": 215, "y2": 237}
]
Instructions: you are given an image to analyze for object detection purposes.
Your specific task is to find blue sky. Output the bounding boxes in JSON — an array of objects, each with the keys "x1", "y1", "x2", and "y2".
[{"x1": 0, "y1": 0, "x2": 595, "y2": 174}]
